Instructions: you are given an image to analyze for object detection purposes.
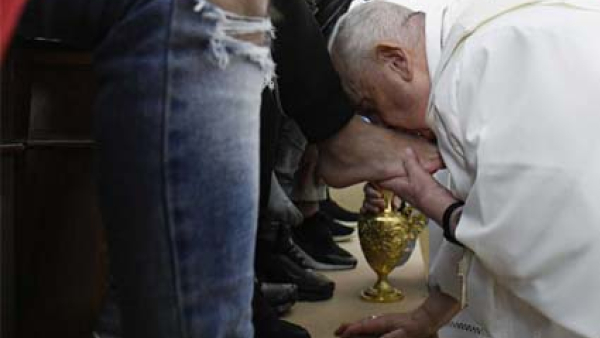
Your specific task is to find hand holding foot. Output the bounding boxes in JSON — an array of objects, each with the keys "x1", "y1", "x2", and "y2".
[{"x1": 318, "y1": 116, "x2": 443, "y2": 188}]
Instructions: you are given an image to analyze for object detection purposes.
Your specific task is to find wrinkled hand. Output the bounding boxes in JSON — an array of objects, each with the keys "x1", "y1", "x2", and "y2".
[
  {"x1": 378, "y1": 148, "x2": 456, "y2": 225},
  {"x1": 335, "y1": 311, "x2": 436, "y2": 338},
  {"x1": 361, "y1": 183, "x2": 401, "y2": 215},
  {"x1": 336, "y1": 289, "x2": 461, "y2": 338}
]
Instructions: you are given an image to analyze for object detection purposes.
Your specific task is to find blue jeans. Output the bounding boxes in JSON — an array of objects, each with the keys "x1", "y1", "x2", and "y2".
[{"x1": 19, "y1": 0, "x2": 273, "y2": 337}]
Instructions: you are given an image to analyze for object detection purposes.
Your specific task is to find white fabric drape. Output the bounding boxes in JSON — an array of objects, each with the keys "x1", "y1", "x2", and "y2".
[{"x1": 429, "y1": 1, "x2": 600, "y2": 337}]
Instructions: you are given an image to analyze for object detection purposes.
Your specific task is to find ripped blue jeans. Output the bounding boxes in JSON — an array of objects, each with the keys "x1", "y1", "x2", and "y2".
[{"x1": 18, "y1": 0, "x2": 273, "y2": 337}]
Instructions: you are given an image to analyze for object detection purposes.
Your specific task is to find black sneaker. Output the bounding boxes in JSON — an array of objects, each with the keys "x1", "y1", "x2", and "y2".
[
  {"x1": 292, "y1": 212, "x2": 357, "y2": 271},
  {"x1": 256, "y1": 253, "x2": 335, "y2": 301},
  {"x1": 253, "y1": 284, "x2": 312, "y2": 338},
  {"x1": 256, "y1": 220, "x2": 335, "y2": 301},
  {"x1": 275, "y1": 222, "x2": 315, "y2": 270},
  {"x1": 322, "y1": 212, "x2": 355, "y2": 242},
  {"x1": 320, "y1": 194, "x2": 359, "y2": 227},
  {"x1": 256, "y1": 317, "x2": 311, "y2": 338},
  {"x1": 281, "y1": 216, "x2": 355, "y2": 262},
  {"x1": 260, "y1": 282, "x2": 298, "y2": 316}
]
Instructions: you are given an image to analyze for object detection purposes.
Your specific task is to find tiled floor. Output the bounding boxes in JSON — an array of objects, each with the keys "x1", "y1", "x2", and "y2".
[{"x1": 285, "y1": 187, "x2": 429, "y2": 338}]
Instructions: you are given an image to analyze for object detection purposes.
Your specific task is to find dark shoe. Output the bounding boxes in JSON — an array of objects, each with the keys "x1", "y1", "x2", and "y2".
[
  {"x1": 292, "y1": 212, "x2": 357, "y2": 271},
  {"x1": 273, "y1": 301, "x2": 295, "y2": 317},
  {"x1": 275, "y1": 220, "x2": 352, "y2": 269},
  {"x1": 281, "y1": 235, "x2": 357, "y2": 270},
  {"x1": 260, "y1": 282, "x2": 298, "y2": 315},
  {"x1": 294, "y1": 215, "x2": 354, "y2": 260},
  {"x1": 253, "y1": 284, "x2": 312, "y2": 338},
  {"x1": 324, "y1": 214, "x2": 355, "y2": 242},
  {"x1": 274, "y1": 222, "x2": 314, "y2": 270},
  {"x1": 256, "y1": 319, "x2": 311, "y2": 338},
  {"x1": 256, "y1": 217, "x2": 313, "y2": 272},
  {"x1": 257, "y1": 253, "x2": 335, "y2": 301},
  {"x1": 320, "y1": 194, "x2": 359, "y2": 226}
]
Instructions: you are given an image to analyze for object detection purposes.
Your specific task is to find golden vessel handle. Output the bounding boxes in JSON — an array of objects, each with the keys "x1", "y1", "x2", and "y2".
[{"x1": 382, "y1": 190, "x2": 394, "y2": 213}]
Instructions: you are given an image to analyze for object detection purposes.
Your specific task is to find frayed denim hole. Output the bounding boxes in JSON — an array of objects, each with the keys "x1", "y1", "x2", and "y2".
[
  {"x1": 220, "y1": 21, "x2": 275, "y2": 84},
  {"x1": 209, "y1": 38, "x2": 230, "y2": 69},
  {"x1": 193, "y1": 0, "x2": 275, "y2": 84}
]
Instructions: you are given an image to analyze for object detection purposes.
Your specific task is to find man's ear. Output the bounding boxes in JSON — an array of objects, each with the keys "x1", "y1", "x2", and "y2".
[{"x1": 375, "y1": 42, "x2": 413, "y2": 81}]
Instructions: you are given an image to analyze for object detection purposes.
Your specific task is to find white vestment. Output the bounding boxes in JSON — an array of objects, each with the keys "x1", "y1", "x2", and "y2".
[
  {"x1": 349, "y1": 1, "x2": 490, "y2": 336},
  {"x1": 426, "y1": 0, "x2": 600, "y2": 337},
  {"x1": 348, "y1": 0, "x2": 600, "y2": 336}
]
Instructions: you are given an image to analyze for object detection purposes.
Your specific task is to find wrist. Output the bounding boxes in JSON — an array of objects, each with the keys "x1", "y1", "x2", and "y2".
[
  {"x1": 421, "y1": 289, "x2": 461, "y2": 331},
  {"x1": 442, "y1": 201, "x2": 464, "y2": 246},
  {"x1": 410, "y1": 307, "x2": 438, "y2": 337},
  {"x1": 418, "y1": 189, "x2": 458, "y2": 225}
]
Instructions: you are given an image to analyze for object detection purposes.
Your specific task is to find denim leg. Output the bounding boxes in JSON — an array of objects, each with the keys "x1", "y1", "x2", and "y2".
[
  {"x1": 20, "y1": 0, "x2": 273, "y2": 337},
  {"x1": 94, "y1": 1, "x2": 273, "y2": 337}
]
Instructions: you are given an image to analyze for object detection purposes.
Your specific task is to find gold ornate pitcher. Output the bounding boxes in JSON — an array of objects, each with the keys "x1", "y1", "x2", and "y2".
[{"x1": 358, "y1": 190, "x2": 412, "y2": 303}]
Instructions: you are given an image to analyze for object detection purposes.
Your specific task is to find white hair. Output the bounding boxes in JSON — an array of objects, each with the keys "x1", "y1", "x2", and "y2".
[{"x1": 329, "y1": 1, "x2": 423, "y2": 86}]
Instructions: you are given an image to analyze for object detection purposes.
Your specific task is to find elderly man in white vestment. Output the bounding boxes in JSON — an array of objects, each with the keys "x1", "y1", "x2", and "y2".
[{"x1": 329, "y1": 0, "x2": 600, "y2": 337}]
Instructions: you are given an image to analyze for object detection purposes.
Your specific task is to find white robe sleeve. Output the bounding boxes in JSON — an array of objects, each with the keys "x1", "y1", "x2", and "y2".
[{"x1": 448, "y1": 23, "x2": 600, "y2": 337}]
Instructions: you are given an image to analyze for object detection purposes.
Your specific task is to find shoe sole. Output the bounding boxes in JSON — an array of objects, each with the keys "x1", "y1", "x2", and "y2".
[
  {"x1": 298, "y1": 289, "x2": 334, "y2": 301},
  {"x1": 275, "y1": 302, "x2": 295, "y2": 316},
  {"x1": 336, "y1": 220, "x2": 358, "y2": 228},
  {"x1": 93, "y1": 333, "x2": 119, "y2": 338},
  {"x1": 295, "y1": 245, "x2": 357, "y2": 271},
  {"x1": 332, "y1": 233, "x2": 355, "y2": 242}
]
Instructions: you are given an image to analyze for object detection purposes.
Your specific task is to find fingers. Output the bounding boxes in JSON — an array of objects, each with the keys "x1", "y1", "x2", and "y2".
[
  {"x1": 363, "y1": 183, "x2": 385, "y2": 214},
  {"x1": 378, "y1": 148, "x2": 425, "y2": 196},
  {"x1": 402, "y1": 148, "x2": 427, "y2": 178},
  {"x1": 363, "y1": 183, "x2": 382, "y2": 197},
  {"x1": 408, "y1": 136, "x2": 443, "y2": 173},
  {"x1": 335, "y1": 315, "x2": 396, "y2": 338},
  {"x1": 369, "y1": 148, "x2": 439, "y2": 212},
  {"x1": 402, "y1": 148, "x2": 439, "y2": 188},
  {"x1": 361, "y1": 203, "x2": 384, "y2": 214},
  {"x1": 422, "y1": 156, "x2": 445, "y2": 174},
  {"x1": 335, "y1": 323, "x2": 352, "y2": 336},
  {"x1": 380, "y1": 329, "x2": 408, "y2": 338},
  {"x1": 379, "y1": 176, "x2": 410, "y2": 198}
]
